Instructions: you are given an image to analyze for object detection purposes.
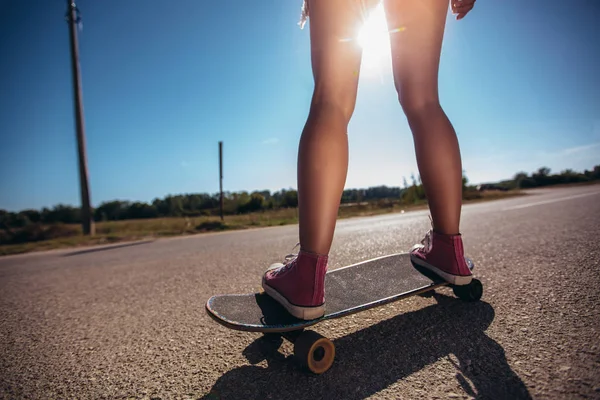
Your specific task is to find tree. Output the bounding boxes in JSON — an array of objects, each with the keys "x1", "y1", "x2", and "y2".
[
  {"x1": 95, "y1": 201, "x2": 128, "y2": 221},
  {"x1": 282, "y1": 190, "x2": 299, "y2": 208},
  {"x1": 536, "y1": 167, "x2": 551, "y2": 177},
  {"x1": 127, "y1": 202, "x2": 158, "y2": 219},
  {"x1": 532, "y1": 167, "x2": 551, "y2": 186},
  {"x1": 514, "y1": 172, "x2": 528, "y2": 181},
  {"x1": 19, "y1": 209, "x2": 41, "y2": 223},
  {"x1": 512, "y1": 172, "x2": 528, "y2": 189},
  {"x1": 410, "y1": 173, "x2": 417, "y2": 187},
  {"x1": 43, "y1": 205, "x2": 81, "y2": 224},
  {"x1": 238, "y1": 192, "x2": 265, "y2": 213}
]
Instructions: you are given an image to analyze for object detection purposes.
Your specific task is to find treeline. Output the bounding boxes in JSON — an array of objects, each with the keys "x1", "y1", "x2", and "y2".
[
  {"x1": 493, "y1": 165, "x2": 600, "y2": 190},
  {"x1": 0, "y1": 186, "x2": 404, "y2": 229},
  {"x1": 1, "y1": 165, "x2": 599, "y2": 230}
]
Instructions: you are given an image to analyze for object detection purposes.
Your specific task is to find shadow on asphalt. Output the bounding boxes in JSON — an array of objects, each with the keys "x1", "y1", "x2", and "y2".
[
  {"x1": 63, "y1": 240, "x2": 155, "y2": 257},
  {"x1": 201, "y1": 293, "x2": 532, "y2": 400}
]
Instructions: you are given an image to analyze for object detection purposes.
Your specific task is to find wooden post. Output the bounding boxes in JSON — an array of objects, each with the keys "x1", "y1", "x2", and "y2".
[
  {"x1": 219, "y1": 141, "x2": 224, "y2": 221},
  {"x1": 66, "y1": 0, "x2": 94, "y2": 235}
]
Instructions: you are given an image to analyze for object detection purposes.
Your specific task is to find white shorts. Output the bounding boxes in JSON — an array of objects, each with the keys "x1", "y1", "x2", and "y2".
[{"x1": 298, "y1": 0, "x2": 382, "y2": 29}]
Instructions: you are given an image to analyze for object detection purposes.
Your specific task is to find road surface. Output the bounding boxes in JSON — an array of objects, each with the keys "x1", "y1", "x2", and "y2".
[{"x1": 1, "y1": 185, "x2": 599, "y2": 399}]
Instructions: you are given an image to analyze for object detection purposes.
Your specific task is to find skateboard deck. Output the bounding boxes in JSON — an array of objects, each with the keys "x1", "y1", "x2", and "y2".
[{"x1": 205, "y1": 252, "x2": 479, "y2": 334}]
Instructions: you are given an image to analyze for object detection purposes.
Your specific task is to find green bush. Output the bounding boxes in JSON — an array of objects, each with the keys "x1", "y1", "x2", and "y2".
[{"x1": 1, "y1": 223, "x2": 79, "y2": 245}]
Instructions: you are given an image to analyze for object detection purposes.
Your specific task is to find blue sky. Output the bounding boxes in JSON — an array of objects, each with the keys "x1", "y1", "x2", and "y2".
[{"x1": 0, "y1": 0, "x2": 598, "y2": 212}]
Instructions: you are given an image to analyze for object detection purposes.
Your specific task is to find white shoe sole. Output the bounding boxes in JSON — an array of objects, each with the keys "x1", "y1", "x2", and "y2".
[
  {"x1": 261, "y1": 277, "x2": 325, "y2": 320},
  {"x1": 411, "y1": 254, "x2": 473, "y2": 286}
]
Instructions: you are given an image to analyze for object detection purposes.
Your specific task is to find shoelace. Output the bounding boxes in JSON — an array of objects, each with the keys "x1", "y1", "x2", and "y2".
[
  {"x1": 419, "y1": 216, "x2": 435, "y2": 251},
  {"x1": 271, "y1": 243, "x2": 301, "y2": 276},
  {"x1": 283, "y1": 242, "x2": 300, "y2": 265},
  {"x1": 420, "y1": 230, "x2": 433, "y2": 252}
]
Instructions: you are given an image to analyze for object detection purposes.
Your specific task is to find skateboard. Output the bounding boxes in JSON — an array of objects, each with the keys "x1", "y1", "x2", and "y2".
[{"x1": 205, "y1": 252, "x2": 483, "y2": 374}]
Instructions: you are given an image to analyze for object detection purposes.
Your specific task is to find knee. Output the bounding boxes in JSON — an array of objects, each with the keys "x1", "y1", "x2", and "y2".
[
  {"x1": 398, "y1": 93, "x2": 442, "y2": 121},
  {"x1": 393, "y1": 75, "x2": 442, "y2": 121},
  {"x1": 309, "y1": 83, "x2": 357, "y2": 125}
]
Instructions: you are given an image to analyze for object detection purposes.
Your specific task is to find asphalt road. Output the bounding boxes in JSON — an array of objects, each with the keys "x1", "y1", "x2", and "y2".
[{"x1": 1, "y1": 185, "x2": 600, "y2": 399}]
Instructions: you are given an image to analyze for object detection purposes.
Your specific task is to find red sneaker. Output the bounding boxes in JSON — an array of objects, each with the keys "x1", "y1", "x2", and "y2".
[
  {"x1": 262, "y1": 248, "x2": 327, "y2": 320},
  {"x1": 410, "y1": 230, "x2": 473, "y2": 286}
]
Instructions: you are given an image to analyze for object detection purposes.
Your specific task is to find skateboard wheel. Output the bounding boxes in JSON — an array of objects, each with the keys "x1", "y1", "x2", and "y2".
[
  {"x1": 453, "y1": 278, "x2": 483, "y2": 302},
  {"x1": 294, "y1": 330, "x2": 335, "y2": 374}
]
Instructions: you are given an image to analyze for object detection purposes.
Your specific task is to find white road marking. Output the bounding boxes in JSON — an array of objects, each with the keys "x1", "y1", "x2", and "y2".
[{"x1": 502, "y1": 191, "x2": 600, "y2": 211}]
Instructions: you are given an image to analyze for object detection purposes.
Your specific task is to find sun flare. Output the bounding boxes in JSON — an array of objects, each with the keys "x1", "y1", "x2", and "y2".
[{"x1": 357, "y1": 4, "x2": 392, "y2": 74}]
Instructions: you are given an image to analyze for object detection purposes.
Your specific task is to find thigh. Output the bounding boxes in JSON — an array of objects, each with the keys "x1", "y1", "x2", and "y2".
[
  {"x1": 383, "y1": 0, "x2": 449, "y2": 105},
  {"x1": 306, "y1": 0, "x2": 378, "y2": 115}
]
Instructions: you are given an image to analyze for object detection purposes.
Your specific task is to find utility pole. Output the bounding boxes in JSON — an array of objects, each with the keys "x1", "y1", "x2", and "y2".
[
  {"x1": 66, "y1": 0, "x2": 94, "y2": 235},
  {"x1": 219, "y1": 141, "x2": 224, "y2": 221}
]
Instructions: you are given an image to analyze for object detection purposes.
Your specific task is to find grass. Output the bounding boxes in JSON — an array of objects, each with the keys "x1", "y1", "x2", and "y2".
[{"x1": 0, "y1": 190, "x2": 526, "y2": 257}]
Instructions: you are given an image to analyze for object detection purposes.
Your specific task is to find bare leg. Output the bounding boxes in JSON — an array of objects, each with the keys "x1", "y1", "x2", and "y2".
[
  {"x1": 261, "y1": 1, "x2": 379, "y2": 319},
  {"x1": 384, "y1": 0, "x2": 463, "y2": 235},
  {"x1": 298, "y1": 0, "x2": 374, "y2": 254}
]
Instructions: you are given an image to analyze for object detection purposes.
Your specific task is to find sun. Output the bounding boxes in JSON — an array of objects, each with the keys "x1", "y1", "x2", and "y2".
[{"x1": 357, "y1": 3, "x2": 392, "y2": 74}]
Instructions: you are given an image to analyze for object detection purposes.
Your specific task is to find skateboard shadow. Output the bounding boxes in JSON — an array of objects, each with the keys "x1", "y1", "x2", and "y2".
[{"x1": 201, "y1": 293, "x2": 532, "y2": 400}]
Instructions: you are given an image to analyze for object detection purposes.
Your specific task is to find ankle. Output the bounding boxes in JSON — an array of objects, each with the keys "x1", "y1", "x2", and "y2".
[
  {"x1": 432, "y1": 229, "x2": 460, "y2": 237},
  {"x1": 431, "y1": 230, "x2": 464, "y2": 250},
  {"x1": 299, "y1": 246, "x2": 328, "y2": 257},
  {"x1": 297, "y1": 249, "x2": 328, "y2": 269}
]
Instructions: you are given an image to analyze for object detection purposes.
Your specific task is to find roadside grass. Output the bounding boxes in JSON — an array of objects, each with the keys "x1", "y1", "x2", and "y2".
[{"x1": 0, "y1": 190, "x2": 526, "y2": 256}]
